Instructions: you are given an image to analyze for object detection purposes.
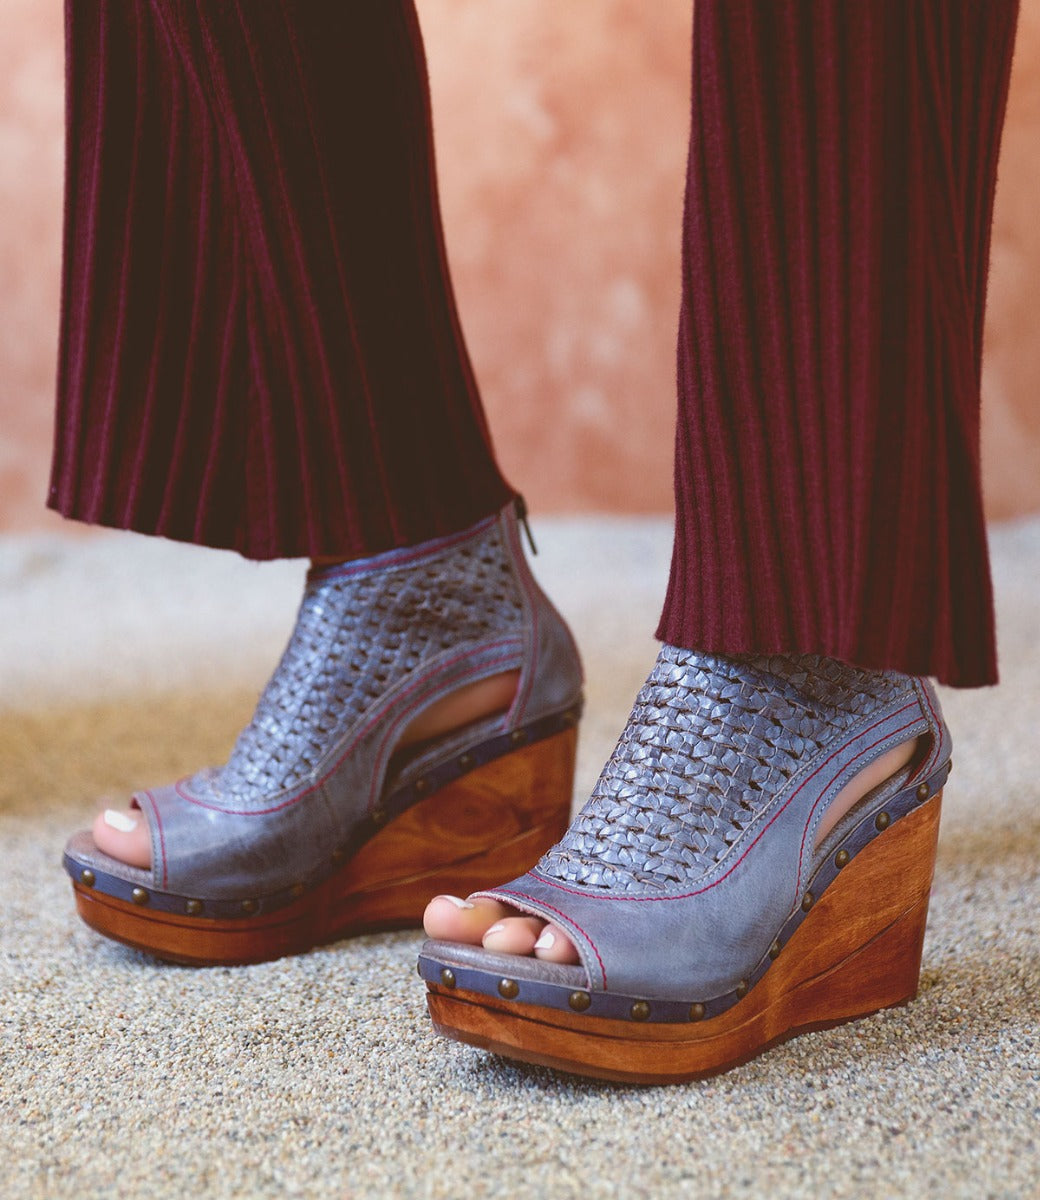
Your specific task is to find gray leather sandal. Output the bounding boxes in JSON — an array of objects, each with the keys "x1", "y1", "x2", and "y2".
[
  {"x1": 419, "y1": 646, "x2": 951, "y2": 1083},
  {"x1": 63, "y1": 500, "x2": 583, "y2": 965}
]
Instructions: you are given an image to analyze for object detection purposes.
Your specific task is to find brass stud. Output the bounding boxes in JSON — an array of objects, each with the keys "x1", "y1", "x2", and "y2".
[
  {"x1": 80, "y1": 869, "x2": 95, "y2": 888},
  {"x1": 458, "y1": 754, "x2": 474, "y2": 770},
  {"x1": 561, "y1": 711, "x2": 577, "y2": 728},
  {"x1": 768, "y1": 940, "x2": 782, "y2": 960},
  {"x1": 510, "y1": 730, "x2": 526, "y2": 745},
  {"x1": 414, "y1": 778, "x2": 428, "y2": 794},
  {"x1": 875, "y1": 812, "x2": 891, "y2": 832},
  {"x1": 289, "y1": 883, "x2": 306, "y2": 899},
  {"x1": 185, "y1": 899, "x2": 203, "y2": 916},
  {"x1": 498, "y1": 979, "x2": 519, "y2": 1000},
  {"x1": 916, "y1": 782, "x2": 930, "y2": 801},
  {"x1": 370, "y1": 809, "x2": 386, "y2": 826},
  {"x1": 834, "y1": 849, "x2": 850, "y2": 869},
  {"x1": 630, "y1": 1000, "x2": 651, "y2": 1022},
  {"x1": 439, "y1": 968, "x2": 456, "y2": 988},
  {"x1": 801, "y1": 892, "x2": 814, "y2": 912},
  {"x1": 735, "y1": 979, "x2": 749, "y2": 1000},
  {"x1": 688, "y1": 1002, "x2": 706, "y2": 1022},
  {"x1": 131, "y1": 887, "x2": 149, "y2": 907},
  {"x1": 331, "y1": 845, "x2": 348, "y2": 862},
  {"x1": 241, "y1": 899, "x2": 259, "y2": 915},
  {"x1": 568, "y1": 990, "x2": 591, "y2": 1013}
]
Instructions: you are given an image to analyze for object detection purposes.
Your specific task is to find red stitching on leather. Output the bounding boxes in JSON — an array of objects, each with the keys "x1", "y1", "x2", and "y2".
[
  {"x1": 795, "y1": 714, "x2": 922, "y2": 888},
  {"x1": 312, "y1": 517, "x2": 497, "y2": 584},
  {"x1": 356, "y1": 643, "x2": 521, "y2": 748},
  {"x1": 530, "y1": 701, "x2": 920, "y2": 906},
  {"x1": 911, "y1": 683, "x2": 943, "y2": 781},
  {"x1": 363, "y1": 646, "x2": 523, "y2": 813},
  {"x1": 491, "y1": 887, "x2": 608, "y2": 989},
  {"x1": 139, "y1": 790, "x2": 168, "y2": 888},
  {"x1": 504, "y1": 515, "x2": 538, "y2": 724},
  {"x1": 173, "y1": 638, "x2": 524, "y2": 815}
]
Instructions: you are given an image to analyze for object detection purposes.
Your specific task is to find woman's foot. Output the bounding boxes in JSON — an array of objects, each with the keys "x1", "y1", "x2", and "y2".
[
  {"x1": 64, "y1": 503, "x2": 585, "y2": 966},
  {"x1": 423, "y1": 652, "x2": 921, "y2": 965},
  {"x1": 418, "y1": 646, "x2": 952, "y2": 1082}
]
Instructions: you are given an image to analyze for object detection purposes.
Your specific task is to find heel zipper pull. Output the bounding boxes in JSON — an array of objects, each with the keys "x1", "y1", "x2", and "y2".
[{"x1": 514, "y1": 494, "x2": 538, "y2": 556}]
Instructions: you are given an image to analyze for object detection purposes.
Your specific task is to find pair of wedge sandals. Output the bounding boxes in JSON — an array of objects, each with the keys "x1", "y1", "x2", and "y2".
[{"x1": 63, "y1": 501, "x2": 951, "y2": 1084}]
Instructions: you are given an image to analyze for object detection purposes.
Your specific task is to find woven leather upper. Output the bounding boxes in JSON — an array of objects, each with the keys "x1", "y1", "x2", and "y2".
[
  {"x1": 68, "y1": 503, "x2": 584, "y2": 900},
  {"x1": 537, "y1": 647, "x2": 908, "y2": 894},
  {"x1": 217, "y1": 521, "x2": 525, "y2": 801},
  {"x1": 475, "y1": 644, "x2": 951, "y2": 1000}
]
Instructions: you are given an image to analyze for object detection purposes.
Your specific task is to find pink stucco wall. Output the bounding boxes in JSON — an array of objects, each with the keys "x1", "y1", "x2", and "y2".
[{"x1": 2, "y1": 0, "x2": 1037, "y2": 534}]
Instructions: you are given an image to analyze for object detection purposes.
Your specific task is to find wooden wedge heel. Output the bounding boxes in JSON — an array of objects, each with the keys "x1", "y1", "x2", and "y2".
[
  {"x1": 423, "y1": 787, "x2": 942, "y2": 1085},
  {"x1": 419, "y1": 648, "x2": 954, "y2": 1083},
  {"x1": 63, "y1": 501, "x2": 584, "y2": 966}
]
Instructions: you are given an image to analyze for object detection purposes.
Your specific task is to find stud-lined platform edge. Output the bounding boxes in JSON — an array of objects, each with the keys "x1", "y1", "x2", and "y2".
[
  {"x1": 419, "y1": 760, "x2": 949, "y2": 1026},
  {"x1": 423, "y1": 787, "x2": 943, "y2": 1083},
  {"x1": 64, "y1": 703, "x2": 581, "y2": 920}
]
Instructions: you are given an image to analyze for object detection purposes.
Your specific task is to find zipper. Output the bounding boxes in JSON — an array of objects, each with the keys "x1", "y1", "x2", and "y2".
[{"x1": 513, "y1": 494, "x2": 538, "y2": 556}]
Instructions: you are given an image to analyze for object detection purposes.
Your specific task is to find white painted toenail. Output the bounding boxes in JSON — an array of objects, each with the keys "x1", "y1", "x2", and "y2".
[
  {"x1": 484, "y1": 923, "x2": 505, "y2": 936},
  {"x1": 534, "y1": 929, "x2": 556, "y2": 950},
  {"x1": 435, "y1": 895, "x2": 474, "y2": 909},
  {"x1": 103, "y1": 809, "x2": 138, "y2": 833}
]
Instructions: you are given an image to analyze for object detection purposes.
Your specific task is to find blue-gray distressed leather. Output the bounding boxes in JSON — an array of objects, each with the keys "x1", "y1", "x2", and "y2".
[
  {"x1": 64, "y1": 501, "x2": 583, "y2": 904},
  {"x1": 462, "y1": 646, "x2": 951, "y2": 1003}
]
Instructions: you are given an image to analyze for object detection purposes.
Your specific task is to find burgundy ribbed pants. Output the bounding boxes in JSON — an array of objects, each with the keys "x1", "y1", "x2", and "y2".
[{"x1": 51, "y1": 1, "x2": 1019, "y2": 688}]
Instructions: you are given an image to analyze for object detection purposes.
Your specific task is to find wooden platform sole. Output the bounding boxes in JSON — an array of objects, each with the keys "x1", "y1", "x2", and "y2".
[
  {"x1": 72, "y1": 728, "x2": 577, "y2": 966},
  {"x1": 426, "y1": 792, "x2": 943, "y2": 1084}
]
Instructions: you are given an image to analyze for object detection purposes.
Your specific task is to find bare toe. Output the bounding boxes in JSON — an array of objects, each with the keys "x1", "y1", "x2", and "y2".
[
  {"x1": 481, "y1": 916, "x2": 545, "y2": 955},
  {"x1": 91, "y1": 806, "x2": 152, "y2": 869},
  {"x1": 422, "y1": 895, "x2": 513, "y2": 943},
  {"x1": 532, "y1": 923, "x2": 581, "y2": 964},
  {"x1": 423, "y1": 895, "x2": 582, "y2": 962}
]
